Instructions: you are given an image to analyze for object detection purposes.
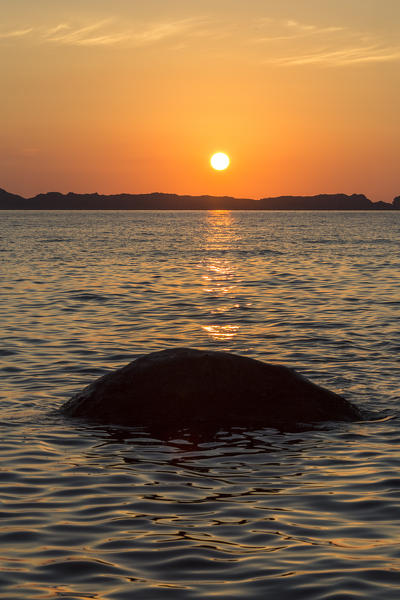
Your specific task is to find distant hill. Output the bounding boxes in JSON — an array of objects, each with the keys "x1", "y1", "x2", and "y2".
[
  {"x1": 0, "y1": 188, "x2": 398, "y2": 210},
  {"x1": 258, "y1": 193, "x2": 376, "y2": 210},
  {"x1": 0, "y1": 188, "x2": 31, "y2": 209}
]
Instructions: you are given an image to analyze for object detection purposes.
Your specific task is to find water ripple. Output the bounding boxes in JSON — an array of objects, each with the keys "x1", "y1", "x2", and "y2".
[{"x1": 1, "y1": 210, "x2": 400, "y2": 598}]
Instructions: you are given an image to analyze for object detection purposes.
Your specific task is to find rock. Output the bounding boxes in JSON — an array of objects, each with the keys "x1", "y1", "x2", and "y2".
[{"x1": 62, "y1": 348, "x2": 361, "y2": 432}]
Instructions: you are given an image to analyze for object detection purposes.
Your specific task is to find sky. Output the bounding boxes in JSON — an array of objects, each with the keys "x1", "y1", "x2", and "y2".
[{"x1": 1, "y1": 0, "x2": 399, "y2": 200}]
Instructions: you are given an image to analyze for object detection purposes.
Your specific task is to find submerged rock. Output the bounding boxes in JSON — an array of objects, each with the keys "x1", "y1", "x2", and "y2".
[{"x1": 62, "y1": 348, "x2": 361, "y2": 432}]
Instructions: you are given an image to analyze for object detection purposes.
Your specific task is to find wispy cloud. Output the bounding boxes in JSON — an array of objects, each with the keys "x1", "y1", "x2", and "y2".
[
  {"x1": 255, "y1": 18, "x2": 400, "y2": 67},
  {"x1": 285, "y1": 19, "x2": 344, "y2": 34},
  {"x1": 3, "y1": 16, "x2": 400, "y2": 68},
  {"x1": 254, "y1": 18, "x2": 345, "y2": 42},
  {"x1": 42, "y1": 20, "x2": 129, "y2": 46},
  {"x1": 131, "y1": 18, "x2": 204, "y2": 46},
  {"x1": 43, "y1": 18, "x2": 209, "y2": 48},
  {"x1": 46, "y1": 24, "x2": 72, "y2": 36},
  {"x1": 0, "y1": 28, "x2": 33, "y2": 39},
  {"x1": 272, "y1": 45, "x2": 400, "y2": 66},
  {"x1": 0, "y1": 18, "x2": 210, "y2": 48}
]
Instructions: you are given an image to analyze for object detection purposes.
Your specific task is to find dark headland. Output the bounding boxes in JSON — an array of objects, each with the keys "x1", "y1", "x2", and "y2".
[{"x1": 1, "y1": 187, "x2": 400, "y2": 210}]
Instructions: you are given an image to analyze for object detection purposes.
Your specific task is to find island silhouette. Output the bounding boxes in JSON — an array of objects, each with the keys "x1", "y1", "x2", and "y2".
[{"x1": 0, "y1": 188, "x2": 398, "y2": 210}]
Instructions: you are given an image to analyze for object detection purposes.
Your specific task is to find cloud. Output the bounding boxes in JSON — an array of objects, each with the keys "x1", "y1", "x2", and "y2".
[
  {"x1": 42, "y1": 20, "x2": 129, "y2": 46},
  {"x1": 40, "y1": 17, "x2": 208, "y2": 47},
  {"x1": 255, "y1": 18, "x2": 400, "y2": 67},
  {"x1": 131, "y1": 18, "x2": 204, "y2": 45},
  {"x1": 3, "y1": 16, "x2": 399, "y2": 68},
  {"x1": 0, "y1": 17, "x2": 217, "y2": 48},
  {"x1": 271, "y1": 45, "x2": 400, "y2": 66},
  {"x1": 285, "y1": 19, "x2": 344, "y2": 34},
  {"x1": 0, "y1": 28, "x2": 33, "y2": 39},
  {"x1": 46, "y1": 24, "x2": 71, "y2": 36},
  {"x1": 254, "y1": 18, "x2": 344, "y2": 42}
]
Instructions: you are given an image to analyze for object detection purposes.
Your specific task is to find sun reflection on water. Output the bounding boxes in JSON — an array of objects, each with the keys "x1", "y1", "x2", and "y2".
[
  {"x1": 203, "y1": 324, "x2": 240, "y2": 341},
  {"x1": 201, "y1": 211, "x2": 242, "y2": 343}
]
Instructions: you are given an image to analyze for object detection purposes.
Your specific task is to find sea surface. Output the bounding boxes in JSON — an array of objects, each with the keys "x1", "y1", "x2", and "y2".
[{"x1": 1, "y1": 209, "x2": 400, "y2": 599}]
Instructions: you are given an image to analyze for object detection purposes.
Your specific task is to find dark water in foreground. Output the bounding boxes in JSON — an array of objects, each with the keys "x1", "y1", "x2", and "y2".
[{"x1": 1, "y1": 210, "x2": 400, "y2": 599}]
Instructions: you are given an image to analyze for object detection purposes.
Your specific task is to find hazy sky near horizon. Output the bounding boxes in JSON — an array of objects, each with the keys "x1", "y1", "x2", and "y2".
[{"x1": 1, "y1": 0, "x2": 399, "y2": 200}]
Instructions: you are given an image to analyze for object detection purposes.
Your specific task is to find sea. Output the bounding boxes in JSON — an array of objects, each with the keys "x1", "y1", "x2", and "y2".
[{"x1": 1, "y1": 209, "x2": 400, "y2": 599}]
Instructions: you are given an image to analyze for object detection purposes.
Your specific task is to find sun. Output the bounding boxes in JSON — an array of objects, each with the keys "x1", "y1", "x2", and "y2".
[{"x1": 210, "y1": 152, "x2": 230, "y2": 171}]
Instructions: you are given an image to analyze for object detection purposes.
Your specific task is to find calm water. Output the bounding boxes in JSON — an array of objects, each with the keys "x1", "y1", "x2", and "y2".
[{"x1": 1, "y1": 210, "x2": 400, "y2": 599}]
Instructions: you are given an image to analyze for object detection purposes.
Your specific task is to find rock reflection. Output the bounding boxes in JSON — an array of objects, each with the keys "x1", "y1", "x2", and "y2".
[{"x1": 201, "y1": 211, "x2": 242, "y2": 343}]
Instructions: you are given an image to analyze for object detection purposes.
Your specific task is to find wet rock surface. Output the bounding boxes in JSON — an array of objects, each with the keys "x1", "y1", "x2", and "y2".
[{"x1": 62, "y1": 348, "x2": 361, "y2": 432}]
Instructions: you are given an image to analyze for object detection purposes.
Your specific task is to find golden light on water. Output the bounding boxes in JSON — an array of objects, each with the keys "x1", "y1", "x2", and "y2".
[
  {"x1": 210, "y1": 152, "x2": 230, "y2": 171},
  {"x1": 201, "y1": 210, "x2": 241, "y2": 342},
  {"x1": 202, "y1": 324, "x2": 240, "y2": 341}
]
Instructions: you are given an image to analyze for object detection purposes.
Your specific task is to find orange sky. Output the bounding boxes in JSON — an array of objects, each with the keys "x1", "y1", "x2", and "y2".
[{"x1": 1, "y1": 0, "x2": 399, "y2": 201}]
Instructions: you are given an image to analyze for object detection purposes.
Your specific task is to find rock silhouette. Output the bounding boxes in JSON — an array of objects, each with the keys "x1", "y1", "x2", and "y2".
[{"x1": 62, "y1": 348, "x2": 361, "y2": 432}]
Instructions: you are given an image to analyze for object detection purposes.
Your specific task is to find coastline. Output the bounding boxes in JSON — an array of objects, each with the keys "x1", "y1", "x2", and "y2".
[{"x1": 1, "y1": 189, "x2": 399, "y2": 210}]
